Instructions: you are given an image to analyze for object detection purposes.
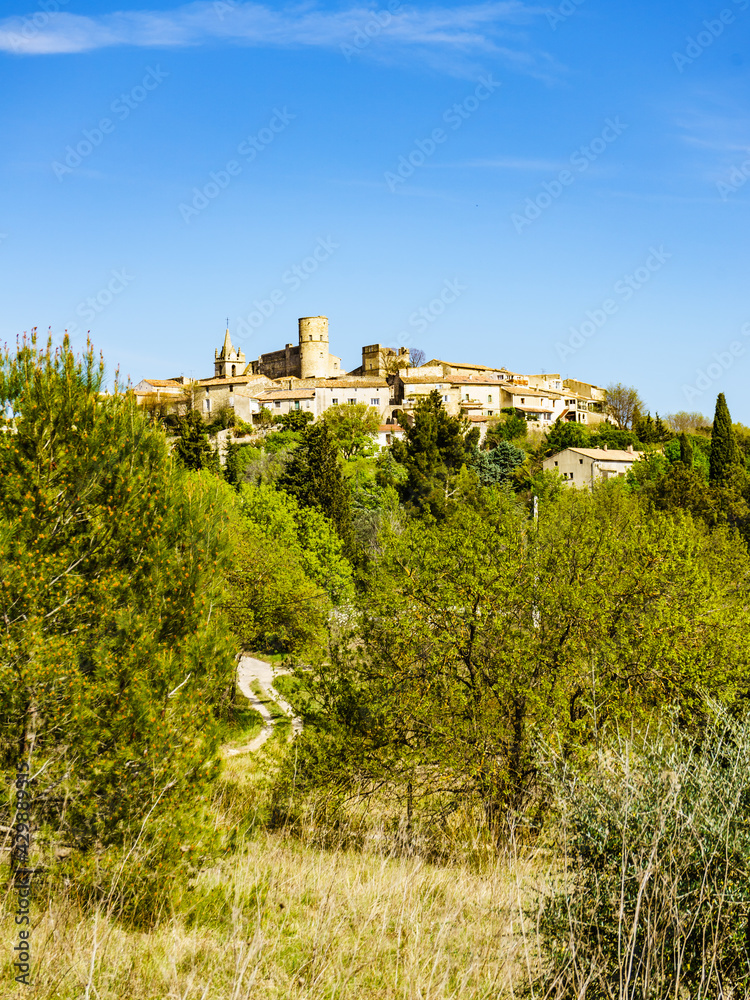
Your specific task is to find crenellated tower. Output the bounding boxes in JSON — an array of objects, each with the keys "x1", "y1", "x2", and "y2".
[{"x1": 298, "y1": 316, "x2": 330, "y2": 379}]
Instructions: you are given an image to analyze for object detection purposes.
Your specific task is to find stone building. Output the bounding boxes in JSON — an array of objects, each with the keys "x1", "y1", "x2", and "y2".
[
  {"x1": 214, "y1": 329, "x2": 246, "y2": 378},
  {"x1": 543, "y1": 446, "x2": 637, "y2": 488},
  {"x1": 248, "y1": 316, "x2": 344, "y2": 380}
]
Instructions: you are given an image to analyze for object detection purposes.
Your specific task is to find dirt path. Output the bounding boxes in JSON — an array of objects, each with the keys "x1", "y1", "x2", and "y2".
[{"x1": 222, "y1": 655, "x2": 302, "y2": 758}]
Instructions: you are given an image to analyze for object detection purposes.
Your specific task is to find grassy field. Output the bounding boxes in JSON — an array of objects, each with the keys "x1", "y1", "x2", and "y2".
[{"x1": 1, "y1": 831, "x2": 540, "y2": 999}]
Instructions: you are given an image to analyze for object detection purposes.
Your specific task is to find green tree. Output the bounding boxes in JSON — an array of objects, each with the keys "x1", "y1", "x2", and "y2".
[
  {"x1": 275, "y1": 410, "x2": 314, "y2": 432},
  {"x1": 224, "y1": 439, "x2": 242, "y2": 489},
  {"x1": 391, "y1": 390, "x2": 477, "y2": 518},
  {"x1": 175, "y1": 409, "x2": 219, "y2": 473},
  {"x1": 0, "y1": 335, "x2": 236, "y2": 880},
  {"x1": 605, "y1": 382, "x2": 644, "y2": 430},
  {"x1": 278, "y1": 420, "x2": 354, "y2": 552},
  {"x1": 485, "y1": 408, "x2": 527, "y2": 446},
  {"x1": 472, "y1": 440, "x2": 526, "y2": 485},
  {"x1": 541, "y1": 419, "x2": 589, "y2": 457},
  {"x1": 710, "y1": 392, "x2": 743, "y2": 484},
  {"x1": 679, "y1": 431, "x2": 694, "y2": 467},
  {"x1": 291, "y1": 485, "x2": 750, "y2": 840},
  {"x1": 223, "y1": 524, "x2": 329, "y2": 655},
  {"x1": 239, "y1": 483, "x2": 354, "y2": 604},
  {"x1": 322, "y1": 403, "x2": 380, "y2": 459}
]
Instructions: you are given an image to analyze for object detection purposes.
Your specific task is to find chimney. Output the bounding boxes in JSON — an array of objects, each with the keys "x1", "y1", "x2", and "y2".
[
  {"x1": 602, "y1": 444, "x2": 608, "y2": 451},
  {"x1": 627, "y1": 444, "x2": 634, "y2": 454}
]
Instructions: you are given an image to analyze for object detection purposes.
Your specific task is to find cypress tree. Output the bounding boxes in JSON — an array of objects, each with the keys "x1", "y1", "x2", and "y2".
[
  {"x1": 679, "y1": 432, "x2": 694, "y2": 468},
  {"x1": 709, "y1": 393, "x2": 742, "y2": 484}
]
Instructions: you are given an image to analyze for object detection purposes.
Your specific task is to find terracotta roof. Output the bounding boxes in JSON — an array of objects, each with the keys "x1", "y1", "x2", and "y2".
[
  {"x1": 136, "y1": 379, "x2": 184, "y2": 389},
  {"x1": 567, "y1": 448, "x2": 638, "y2": 462},
  {"x1": 515, "y1": 404, "x2": 553, "y2": 414},
  {"x1": 198, "y1": 375, "x2": 259, "y2": 387},
  {"x1": 257, "y1": 389, "x2": 316, "y2": 400},
  {"x1": 503, "y1": 387, "x2": 562, "y2": 399},
  {"x1": 313, "y1": 378, "x2": 388, "y2": 389},
  {"x1": 378, "y1": 424, "x2": 403, "y2": 433}
]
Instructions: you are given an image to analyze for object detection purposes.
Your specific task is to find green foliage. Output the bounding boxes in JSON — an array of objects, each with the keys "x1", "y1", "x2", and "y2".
[
  {"x1": 540, "y1": 419, "x2": 589, "y2": 456},
  {"x1": 223, "y1": 439, "x2": 242, "y2": 489},
  {"x1": 605, "y1": 382, "x2": 644, "y2": 429},
  {"x1": 290, "y1": 484, "x2": 750, "y2": 839},
  {"x1": 278, "y1": 421, "x2": 355, "y2": 553},
  {"x1": 472, "y1": 440, "x2": 526, "y2": 485},
  {"x1": 222, "y1": 522, "x2": 329, "y2": 655},
  {"x1": 0, "y1": 334, "x2": 236, "y2": 864},
  {"x1": 633, "y1": 411, "x2": 671, "y2": 444},
  {"x1": 391, "y1": 390, "x2": 477, "y2": 518},
  {"x1": 239, "y1": 483, "x2": 354, "y2": 604},
  {"x1": 175, "y1": 409, "x2": 220, "y2": 473},
  {"x1": 485, "y1": 408, "x2": 527, "y2": 446},
  {"x1": 539, "y1": 708, "x2": 750, "y2": 998},
  {"x1": 710, "y1": 392, "x2": 743, "y2": 484},
  {"x1": 275, "y1": 409, "x2": 314, "y2": 432},
  {"x1": 322, "y1": 403, "x2": 380, "y2": 459},
  {"x1": 679, "y1": 431, "x2": 694, "y2": 466}
]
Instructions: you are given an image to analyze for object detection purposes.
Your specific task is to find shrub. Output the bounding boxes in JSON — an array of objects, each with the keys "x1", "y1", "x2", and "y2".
[{"x1": 538, "y1": 708, "x2": 750, "y2": 998}]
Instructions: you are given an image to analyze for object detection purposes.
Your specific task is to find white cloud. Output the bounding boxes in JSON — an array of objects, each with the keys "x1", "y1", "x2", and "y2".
[{"x1": 0, "y1": 1, "x2": 551, "y2": 76}]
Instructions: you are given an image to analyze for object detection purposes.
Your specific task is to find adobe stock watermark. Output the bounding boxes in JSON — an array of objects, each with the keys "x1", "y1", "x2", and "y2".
[
  {"x1": 547, "y1": 0, "x2": 587, "y2": 30},
  {"x1": 4, "y1": 0, "x2": 70, "y2": 53},
  {"x1": 340, "y1": 0, "x2": 402, "y2": 60},
  {"x1": 673, "y1": 0, "x2": 747, "y2": 72},
  {"x1": 386, "y1": 279, "x2": 467, "y2": 353},
  {"x1": 179, "y1": 107, "x2": 295, "y2": 223},
  {"x1": 511, "y1": 117, "x2": 628, "y2": 234},
  {"x1": 213, "y1": 0, "x2": 239, "y2": 19},
  {"x1": 384, "y1": 76, "x2": 501, "y2": 193},
  {"x1": 716, "y1": 151, "x2": 750, "y2": 200},
  {"x1": 61, "y1": 269, "x2": 135, "y2": 346},
  {"x1": 52, "y1": 66, "x2": 169, "y2": 181},
  {"x1": 682, "y1": 322, "x2": 750, "y2": 402},
  {"x1": 555, "y1": 246, "x2": 671, "y2": 360},
  {"x1": 234, "y1": 237, "x2": 339, "y2": 341},
  {"x1": 12, "y1": 759, "x2": 32, "y2": 986}
]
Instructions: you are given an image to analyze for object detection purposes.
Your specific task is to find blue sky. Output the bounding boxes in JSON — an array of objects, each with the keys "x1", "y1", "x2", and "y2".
[{"x1": 2, "y1": 0, "x2": 749, "y2": 420}]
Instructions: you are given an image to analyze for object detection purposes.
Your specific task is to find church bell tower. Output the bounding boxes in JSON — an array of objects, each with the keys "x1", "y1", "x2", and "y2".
[{"x1": 214, "y1": 328, "x2": 246, "y2": 378}]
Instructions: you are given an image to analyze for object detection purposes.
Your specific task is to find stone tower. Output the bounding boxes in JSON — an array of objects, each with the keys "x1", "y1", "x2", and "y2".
[
  {"x1": 214, "y1": 328, "x2": 246, "y2": 378},
  {"x1": 298, "y1": 316, "x2": 329, "y2": 379}
]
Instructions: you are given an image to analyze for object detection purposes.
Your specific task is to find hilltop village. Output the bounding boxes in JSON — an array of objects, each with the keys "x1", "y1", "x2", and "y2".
[{"x1": 134, "y1": 315, "x2": 610, "y2": 442}]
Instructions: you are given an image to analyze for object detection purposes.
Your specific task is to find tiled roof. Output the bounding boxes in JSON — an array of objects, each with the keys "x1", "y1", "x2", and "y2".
[
  {"x1": 136, "y1": 379, "x2": 184, "y2": 389},
  {"x1": 567, "y1": 448, "x2": 638, "y2": 462},
  {"x1": 313, "y1": 377, "x2": 388, "y2": 389},
  {"x1": 256, "y1": 389, "x2": 316, "y2": 400}
]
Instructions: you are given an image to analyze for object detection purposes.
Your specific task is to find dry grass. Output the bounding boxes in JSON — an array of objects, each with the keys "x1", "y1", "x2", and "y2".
[{"x1": 0, "y1": 831, "x2": 540, "y2": 999}]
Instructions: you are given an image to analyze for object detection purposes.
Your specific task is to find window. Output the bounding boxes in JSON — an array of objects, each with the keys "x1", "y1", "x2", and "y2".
[
  {"x1": 443, "y1": 395, "x2": 448, "y2": 402},
  {"x1": 371, "y1": 398, "x2": 380, "y2": 406},
  {"x1": 520, "y1": 397, "x2": 525, "y2": 404},
  {"x1": 554, "y1": 461, "x2": 558, "y2": 466},
  {"x1": 579, "y1": 458, "x2": 583, "y2": 464},
  {"x1": 294, "y1": 401, "x2": 300, "y2": 410},
  {"x1": 231, "y1": 365, "x2": 236, "y2": 377},
  {"x1": 487, "y1": 410, "x2": 493, "y2": 416},
  {"x1": 332, "y1": 398, "x2": 338, "y2": 405},
  {"x1": 309, "y1": 335, "x2": 313, "y2": 340},
  {"x1": 348, "y1": 398, "x2": 356, "y2": 405},
  {"x1": 204, "y1": 398, "x2": 211, "y2": 412},
  {"x1": 385, "y1": 433, "x2": 391, "y2": 444},
  {"x1": 275, "y1": 401, "x2": 281, "y2": 408},
  {"x1": 487, "y1": 395, "x2": 492, "y2": 402}
]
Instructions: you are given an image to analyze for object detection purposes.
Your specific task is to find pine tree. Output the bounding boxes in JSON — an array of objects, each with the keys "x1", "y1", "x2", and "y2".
[
  {"x1": 175, "y1": 409, "x2": 219, "y2": 472},
  {"x1": 709, "y1": 393, "x2": 742, "y2": 484},
  {"x1": 391, "y1": 390, "x2": 476, "y2": 517},
  {"x1": 278, "y1": 420, "x2": 354, "y2": 551}
]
